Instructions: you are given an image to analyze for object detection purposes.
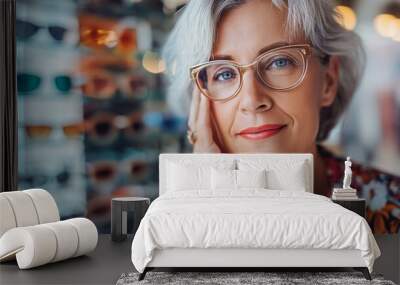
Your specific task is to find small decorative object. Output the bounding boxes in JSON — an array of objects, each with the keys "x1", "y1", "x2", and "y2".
[
  {"x1": 343, "y1": 156, "x2": 353, "y2": 189},
  {"x1": 332, "y1": 157, "x2": 358, "y2": 200},
  {"x1": 111, "y1": 197, "x2": 150, "y2": 242}
]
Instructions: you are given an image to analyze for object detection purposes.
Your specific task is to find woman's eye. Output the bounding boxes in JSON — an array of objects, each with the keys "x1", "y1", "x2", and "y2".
[
  {"x1": 267, "y1": 57, "x2": 293, "y2": 70},
  {"x1": 214, "y1": 70, "x2": 236, "y2": 81}
]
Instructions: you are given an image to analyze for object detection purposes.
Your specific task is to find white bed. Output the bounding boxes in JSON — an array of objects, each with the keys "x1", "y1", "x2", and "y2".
[{"x1": 131, "y1": 153, "x2": 380, "y2": 281}]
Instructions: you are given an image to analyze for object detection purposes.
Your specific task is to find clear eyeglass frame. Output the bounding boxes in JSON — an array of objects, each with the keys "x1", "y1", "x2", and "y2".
[{"x1": 189, "y1": 44, "x2": 326, "y2": 102}]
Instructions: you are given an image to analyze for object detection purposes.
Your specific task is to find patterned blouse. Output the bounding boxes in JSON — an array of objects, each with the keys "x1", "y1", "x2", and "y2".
[{"x1": 318, "y1": 144, "x2": 400, "y2": 234}]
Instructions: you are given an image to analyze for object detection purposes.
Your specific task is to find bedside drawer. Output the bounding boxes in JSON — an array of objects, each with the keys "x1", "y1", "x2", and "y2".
[{"x1": 332, "y1": 199, "x2": 366, "y2": 218}]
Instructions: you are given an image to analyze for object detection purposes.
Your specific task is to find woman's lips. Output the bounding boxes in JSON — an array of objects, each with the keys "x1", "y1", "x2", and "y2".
[{"x1": 237, "y1": 124, "x2": 286, "y2": 140}]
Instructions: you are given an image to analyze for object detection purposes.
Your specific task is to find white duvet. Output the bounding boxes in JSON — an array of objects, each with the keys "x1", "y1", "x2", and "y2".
[{"x1": 131, "y1": 190, "x2": 380, "y2": 273}]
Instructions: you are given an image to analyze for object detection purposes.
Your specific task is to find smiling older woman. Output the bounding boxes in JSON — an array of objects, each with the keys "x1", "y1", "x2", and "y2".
[{"x1": 161, "y1": 0, "x2": 400, "y2": 233}]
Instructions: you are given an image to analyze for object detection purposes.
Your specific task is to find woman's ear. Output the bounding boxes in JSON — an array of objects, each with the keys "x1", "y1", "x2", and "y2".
[{"x1": 320, "y1": 55, "x2": 340, "y2": 107}]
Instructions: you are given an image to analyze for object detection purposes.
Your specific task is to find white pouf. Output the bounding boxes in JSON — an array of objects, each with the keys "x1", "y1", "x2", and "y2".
[
  {"x1": 0, "y1": 189, "x2": 98, "y2": 269},
  {"x1": 0, "y1": 219, "x2": 98, "y2": 269},
  {"x1": 66, "y1": 218, "x2": 98, "y2": 257},
  {"x1": 0, "y1": 225, "x2": 57, "y2": 268},
  {"x1": 0, "y1": 191, "x2": 39, "y2": 227},
  {"x1": 0, "y1": 196, "x2": 17, "y2": 237},
  {"x1": 0, "y1": 189, "x2": 60, "y2": 237},
  {"x1": 23, "y1": 189, "x2": 60, "y2": 224},
  {"x1": 42, "y1": 221, "x2": 79, "y2": 262}
]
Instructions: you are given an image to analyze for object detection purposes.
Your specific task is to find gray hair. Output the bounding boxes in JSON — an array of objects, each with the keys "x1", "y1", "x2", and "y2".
[{"x1": 161, "y1": 0, "x2": 365, "y2": 141}]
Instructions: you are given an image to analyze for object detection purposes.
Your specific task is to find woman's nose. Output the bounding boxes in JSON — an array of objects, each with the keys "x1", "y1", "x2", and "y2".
[{"x1": 238, "y1": 70, "x2": 273, "y2": 114}]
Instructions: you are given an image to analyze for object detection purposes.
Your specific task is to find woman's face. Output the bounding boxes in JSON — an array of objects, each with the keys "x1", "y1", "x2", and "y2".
[{"x1": 210, "y1": 0, "x2": 339, "y2": 153}]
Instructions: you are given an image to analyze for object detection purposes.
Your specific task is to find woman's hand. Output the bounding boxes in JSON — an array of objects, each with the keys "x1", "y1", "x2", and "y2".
[{"x1": 187, "y1": 86, "x2": 221, "y2": 153}]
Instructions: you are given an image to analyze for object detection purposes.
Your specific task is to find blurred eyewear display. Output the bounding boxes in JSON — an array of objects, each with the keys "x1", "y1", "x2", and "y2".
[
  {"x1": 79, "y1": 14, "x2": 138, "y2": 54},
  {"x1": 17, "y1": 72, "x2": 75, "y2": 94},
  {"x1": 19, "y1": 166, "x2": 73, "y2": 188},
  {"x1": 81, "y1": 70, "x2": 148, "y2": 99},
  {"x1": 17, "y1": 71, "x2": 148, "y2": 99},
  {"x1": 87, "y1": 158, "x2": 153, "y2": 186},
  {"x1": 86, "y1": 111, "x2": 146, "y2": 146},
  {"x1": 23, "y1": 122, "x2": 84, "y2": 139},
  {"x1": 16, "y1": 19, "x2": 73, "y2": 43},
  {"x1": 22, "y1": 111, "x2": 146, "y2": 142}
]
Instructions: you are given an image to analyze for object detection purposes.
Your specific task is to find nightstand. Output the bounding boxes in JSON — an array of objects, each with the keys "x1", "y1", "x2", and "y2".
[
  {"x1": 332, "y1": 198, "x2": 366, "y2": 218},
  {"x1": 111, "y1": 197, "x2": 150, "y2": 242}
]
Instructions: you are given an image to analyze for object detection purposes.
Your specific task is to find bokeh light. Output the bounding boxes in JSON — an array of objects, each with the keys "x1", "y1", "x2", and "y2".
[
  {"x1": 335, "y1": 5, "x2": 357, "y2": 31},
  {"x1": 374, "y1": 13, "x2": 398, "y2": 38},
  {"x1": 142, "y1": 51, "x2": 166, "y2": 74}
]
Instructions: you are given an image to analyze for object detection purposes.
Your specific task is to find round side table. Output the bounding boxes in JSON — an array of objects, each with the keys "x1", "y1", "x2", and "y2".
[{"x1": 111, "y1": 197, "x2": 150, "y2": 242}]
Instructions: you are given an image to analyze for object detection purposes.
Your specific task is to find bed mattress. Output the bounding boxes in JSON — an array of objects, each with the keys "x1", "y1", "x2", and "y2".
[{"x1": 131, "y1": 190, "x2": 380, "y2": 273}]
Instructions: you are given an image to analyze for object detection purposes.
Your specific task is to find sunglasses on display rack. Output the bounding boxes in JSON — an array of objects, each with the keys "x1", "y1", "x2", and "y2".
[
  {"x1": 87, "y1": 158, "x2": 153, "y2": 186},
  {"x1": 17, "y1": 72, "x2": 76, "y2": 94},
  {"x1": 86, "y1": 111, "x2": 146, "y2": 146},
  {"x1": 22, "y1": 111, "x2": 147, "y2": 143},
  {"x1": 23, "y1": 122, "x2": 84, "y2": 139},
  {"x1": 79, "y1": 52, "x2": 135, "y2": 73},
  {"x1": 16, "y1": 19, "x2": 71, "y2": 43},
  {"x1": 17, "y1": 71, "x2": 148, "y2": 99},
  {"x1": 81, "y1": 27, "x2": 137, "y2": 52},
  {"x1": 81, "y1": 70, "x2": 148, "y2": 100},
  {"x1": 79, "y1": 17, "x2": 137, "y2": 53},
  {"x1": 19, "y1": 166, "x2": 73, "y2": 188}
]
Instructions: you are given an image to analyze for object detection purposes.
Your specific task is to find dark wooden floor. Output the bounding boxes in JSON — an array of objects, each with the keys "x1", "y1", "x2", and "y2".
[
  {"x1": 0, "y1": 234, "x2": 134, "y2": 285},
  {"x1": 2, "y1": 234, "x2": 398, "y2": 284}
]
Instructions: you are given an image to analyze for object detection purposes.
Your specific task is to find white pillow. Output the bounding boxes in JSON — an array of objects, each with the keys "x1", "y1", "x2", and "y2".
[
  {"x1": 267, "y1": 163, "x2": 307, "y2": 191},
  {"x1": 166, "y1": 159, "x2": 235, "y2": 192},
  {"x1": 238, "y1": 159, "x2": 308, "y2": 191},
  {"x1": 236, "y1": 169, "x2": 267, "y2": 189},
  {"x1": 211, "y1": 168, "x2": 236, "y2": 190},
  {"x1": 167, "y1": 162, "x2": 210, "y2": 191},
  {"x1": 211, "y1": 168, "x2": 267, "y2": 190}
]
